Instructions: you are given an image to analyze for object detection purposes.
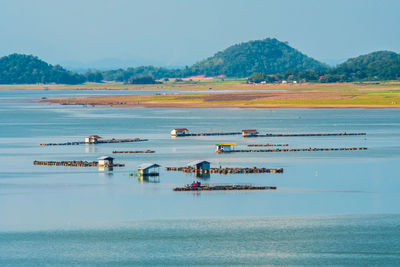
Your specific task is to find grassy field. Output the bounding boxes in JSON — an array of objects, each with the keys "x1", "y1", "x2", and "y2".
[
  {"x1": 3, "y1": 79, "x2": 400, "y2": 92},
  {"x1": 38, "y1": 81, "x2": 400, "y2": 108},
  {"x1": 4, "y1": 79, "x2": 394, "y2": 108}
]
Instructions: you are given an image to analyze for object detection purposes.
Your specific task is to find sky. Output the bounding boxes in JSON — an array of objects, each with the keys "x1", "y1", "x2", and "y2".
[{"x1": 0, "y1": 0, "x2": 399, "y2": 69}]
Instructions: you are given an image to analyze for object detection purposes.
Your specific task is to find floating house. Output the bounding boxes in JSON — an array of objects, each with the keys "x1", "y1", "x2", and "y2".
[
  {"x1": 170, "y1": 128, "x2": 189, "y2": 137},
  {"x1": 215, "y1": 143, "x2": 236, "y2": 153},
  {"x1": 85, "y1": 135, "x2": 102, "y2": 144},
  {"x1": 138, "y1": 163, "x2": 161, "y2": 176},
  {"x1": 98, "y1": 156, "x2": 114, "y2": 166},
  {"x1": 242, "y1": 129, "x2": 258, "y2": 137},
  {"x1": 187, "y1": 160, "x2": 211, "y2": 172}
]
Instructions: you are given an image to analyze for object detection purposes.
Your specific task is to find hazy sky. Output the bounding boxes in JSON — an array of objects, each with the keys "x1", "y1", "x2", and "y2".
[{"x1": 1, "y1": 0, "x2": 399, "y2": 68}]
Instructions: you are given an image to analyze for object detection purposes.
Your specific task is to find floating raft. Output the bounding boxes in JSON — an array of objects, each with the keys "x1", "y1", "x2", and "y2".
[
  {"x1": 40, "y1": 141, "x2": 85, "y2": 146},
  {"x1": 33, "y1": 160, "x2": 124, "y2": 167},
  {"x1": 113, "y1": 150, "x2": 155, "y2": 154},
  {"x1": 249, "y1": 132, "x2": 366, "y2": 138},
  {"x1": 248, "y1": 144, "x2": 289, "y2": 147},
  {"x1": 40, "y1": 138, "x2": 148, "y2": 146},
  {"x1": 96, "y1": 138, "x2": 148, "y2": 144},
  {"x1": 217, "y1": 147, "x2": 368, "y2": 153},
  {"x1": 166, "y1": 166, "x2": 283, "y2": 174},
  {"x1": 178, "y1": 132, "x2": 241, "y2": 137},
  {"x1": 173, "y1": 184, "x2": 276, "y2": 191},
  {"x1": 174, "y1": 131, "x2": 366, "y2": 138}
]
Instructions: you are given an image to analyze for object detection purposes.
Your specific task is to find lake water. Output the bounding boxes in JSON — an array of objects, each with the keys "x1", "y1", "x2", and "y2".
[{"x1": 1, "y1": 89, "x2": 400, "y2": 265}]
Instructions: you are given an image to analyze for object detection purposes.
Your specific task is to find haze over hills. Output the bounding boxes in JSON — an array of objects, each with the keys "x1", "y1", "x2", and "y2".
[
  {"x1": 0, "y1": 37, "x2": 399, "y2": 84},
  {"x1": 61, "y1": 58, "x2": 183, "y2": 73}
]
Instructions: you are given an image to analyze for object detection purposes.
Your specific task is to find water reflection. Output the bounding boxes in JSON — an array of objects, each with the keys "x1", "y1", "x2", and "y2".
[
  {"x1": 195, "y1": 172, "x2": 210, "y2": 180},
  {"x1": 98, "y1": 166, "x2": 113, "y2": 173},
  {"x1": 98, "y1": 170, "x2": 114, "y2": 178},
  {"x1": 137, "y1": 175, "x2": 160, "y2": 183},
  {"x1": 85, "y1": 145, "x2": 98, "y2": 153}
]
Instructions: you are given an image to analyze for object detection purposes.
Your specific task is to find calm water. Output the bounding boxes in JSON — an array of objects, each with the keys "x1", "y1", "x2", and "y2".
[{"x1": 1, "y1": 89, "x2": 400, "y2": 265}]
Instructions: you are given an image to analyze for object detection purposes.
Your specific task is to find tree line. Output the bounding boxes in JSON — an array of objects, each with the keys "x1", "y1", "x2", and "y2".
[
  {"x1": 249, "y1": 51, "x2": 400, "y2": 83},
  {"x1": 1, "y1": 50, "x2": 399, "y2": 85},
  {"x1": 0, "y1": 54, "x2": 86, "y2": 84}
]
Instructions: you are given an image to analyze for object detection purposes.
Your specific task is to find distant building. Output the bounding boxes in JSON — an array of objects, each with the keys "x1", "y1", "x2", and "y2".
[
  {"x1": 281, "y1": 80, "x2": 288, "y2": 84},
  {"x1": 242, "y1": 129, "x2": 258, "y2": 137},
  {"x1": 187, "y1": 160, "x2": 211, "y2": 172},
  {"x1": 171, "y1": 128, "x2": 189, "y2": 136},
  {"x1": 215, "y1": 143, "x2": 236, "y2": 153},
  {"x1": 85, "y1": 135, "x2": 102, "y2": 144},
  {"x1": 98, "y1": 156, "x2": 114, "y2": 166}
]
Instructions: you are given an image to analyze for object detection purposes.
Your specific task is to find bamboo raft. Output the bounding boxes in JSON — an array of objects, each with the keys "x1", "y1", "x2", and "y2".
[
  {"x1": 40, "y1": 138, "x2": 148, "y2": 146},
  {"x1": 40, "y1": 141, "x2": 85, "y2": 146},
  {"x1": 165, "y1": 166, "x2": 283, "y2": 174},
  {"x1": 173, "y1": 184, "x2": 277, "y2": 191},
  {"x1": 175, "y1": 131, "x2": 366, "y2": 138},
  {"x1": 217, "y1": 147, "x2": 368, "y2": 153},
  {"x1": 33, "y1": 160, "x2": 125, "y2": 167},
  {"x1": 248, "y1": 144, "x2": 289, "y2": 147},
  {"x1": 178, "y1": 132, "x2": 241, "y2": 137},
  {"x1": 112, "y1": 150, "x2": 155, "y2": 154},
  {"x1": 249, "y1": 132, "x2": 366, "y2": 138},
  {"x1": 96, "y1": 138, "x2": 148, "y2": 144}
]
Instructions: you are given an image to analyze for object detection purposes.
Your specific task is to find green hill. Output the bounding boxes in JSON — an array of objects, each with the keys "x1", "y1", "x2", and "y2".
[
  {"x1": 189, "y1": 38, "x2": 328, "y2": 77},
  {"x1": 322, "y1": 51, "x2": 400, "y2": 82},
  {"x1": 0, "y1": 54, "x2": 85, "y2": 84},
  {"x1": 2, "y1": 43, "x2": 399, "y2": 84}
]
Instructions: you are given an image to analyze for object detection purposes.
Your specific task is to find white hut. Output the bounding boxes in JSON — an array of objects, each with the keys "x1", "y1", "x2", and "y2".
[
  {"x1": 215, "y1": 143, "x2": 236, "y2": 153},
  {"x1": 242, "y1": 129, "x2": 258, "y2": 137},
  {"x1": 170, "y1": 128, "x2": 189, "y2": 137},
  {"x1": 85, "y1": 135, "x2": 102, "y2": 144},
  {"x1": 98, "y1": 156, "x2": 114, "y2": 166}
]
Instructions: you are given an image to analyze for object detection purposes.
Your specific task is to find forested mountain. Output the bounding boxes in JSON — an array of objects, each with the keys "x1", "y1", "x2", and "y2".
[
  {"x1": 1, "y1": 41, "x2": 399, "y2": 84},
  {"x1": 322, "y1": 51, "x2": 400, "y2": 82},
  {"x1": 189, "y1": 38, "x2": 328, "y2": 77},
  {"x1": 101, "y1": 38, "x2": 328, "y2": 80},
  {"x1": 0, "y1": 54, "x2": 85, "y2": 84}
]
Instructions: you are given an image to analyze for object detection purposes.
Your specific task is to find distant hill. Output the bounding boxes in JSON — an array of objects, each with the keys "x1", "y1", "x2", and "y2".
[
  {"x1": 0, "y1": 54, "x2": 85, "y2": 84},
  {"x1": 189, "y1": 38, "x2": 328, "y2": 77},
  {"x1": 323, "y1": 51, "x2": 400, "y2": 82},
  {"x1": 2, "y1": 43, "x2": 399, "y2": 85}
]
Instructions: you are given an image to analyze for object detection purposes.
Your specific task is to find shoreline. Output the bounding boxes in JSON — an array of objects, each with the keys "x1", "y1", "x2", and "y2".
[
  {"x1": 2, "y1": 81, "x2": 400, "y2": 91},
  {"x1": 2, "y1": 80, "x2": 396, "y2": 109},
  {"x1": 39, "y1": 97, "x2": 400, "y2": 109}
]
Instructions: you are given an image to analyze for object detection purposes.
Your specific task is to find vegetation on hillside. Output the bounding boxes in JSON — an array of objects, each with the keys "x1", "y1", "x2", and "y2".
[
  {"x1": 84, "y1": 70, "x2": 103, "y2": 83},
  {"x1": 1, "y1": 41, "x2": 399, "y2": 85},
  {"x1": 0, "y1": 54, "x2": 85, "y2": 84},
  {"x1": 249, "y1": 51, "x2": 400, "y2": 83},
  {"x1": 190, "y1": 38, "x2": 328, "y2": 77},
  {"x1": 322, "y1": 51, "x2": 400, "y2": 82},
  {"x1": 100, "y1": 38, "x2": 329, "y2": 80},
  {"x1": 127, "y1": 75, "x2": 159, "y2": 84},
  {"x1": 102, "y1": 66, "x2": 186, "y2": 81}
]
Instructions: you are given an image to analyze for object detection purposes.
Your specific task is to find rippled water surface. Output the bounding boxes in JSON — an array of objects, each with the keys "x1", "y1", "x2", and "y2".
[{"x1": 1, "y1": 89, "x2": 400, "y2": 265}]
